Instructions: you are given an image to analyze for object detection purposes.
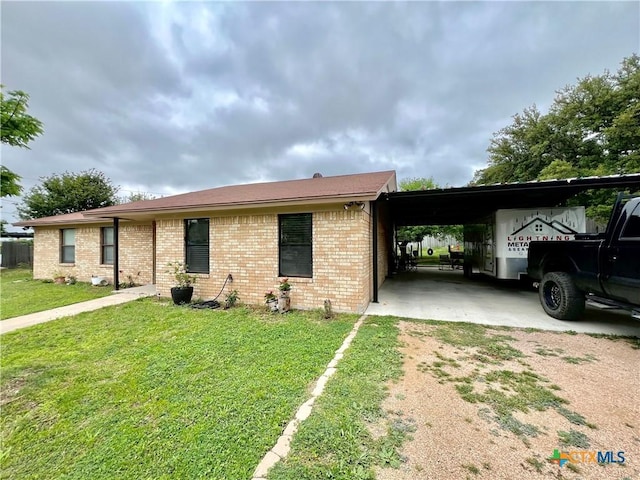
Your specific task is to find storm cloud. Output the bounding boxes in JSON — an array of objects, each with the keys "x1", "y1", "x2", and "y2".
[{"x1": 2, "y1": 1, "x2": 638, "y2": 226}]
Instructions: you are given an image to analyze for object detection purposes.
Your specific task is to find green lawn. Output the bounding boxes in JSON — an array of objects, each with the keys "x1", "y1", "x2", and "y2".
[
  {"x1": 0, "y1": 301, "x2": 357, "y2": 479},
  {"x1": 270, "y1": 315, "x2": 405, "y2": 479},
  {"x1": 0, "y1": 268, "x2": 113, "y2": 319},
  {"x1": 416, "y1": 246, "x2": 458, "y2": 266}
]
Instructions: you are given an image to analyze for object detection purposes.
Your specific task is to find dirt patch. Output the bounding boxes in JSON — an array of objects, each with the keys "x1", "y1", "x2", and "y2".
[
  {"x1": 0, "y1": 369, "x2": 40, "y2": 408},
  {"x1": 375, "y1": 321, "x2": 640, "y2": 480},
  {"x1": 0, "y1": 377, "x2": 28, "y2": 407}
]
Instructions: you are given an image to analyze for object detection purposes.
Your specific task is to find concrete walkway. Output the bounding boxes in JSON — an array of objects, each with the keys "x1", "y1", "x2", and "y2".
[{"x1": 0, "y1": 285, "x2": 156, "y2": 335}]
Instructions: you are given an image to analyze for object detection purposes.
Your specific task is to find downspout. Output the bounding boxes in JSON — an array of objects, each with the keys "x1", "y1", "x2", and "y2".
[
  {"x1": 113, "y1": 217, "x2": 120, "y2": 291},
  {"x1": 372, "y1": 200, "x2": 378, "y2": 303}
]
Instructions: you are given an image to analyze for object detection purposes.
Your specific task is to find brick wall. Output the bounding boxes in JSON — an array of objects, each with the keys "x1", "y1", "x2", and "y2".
[
  {"x1": 155, "y1": 205, "x2": 378, "y2": 312},
  {"x1": 32, "y1": 222, "x2": 153, "y2": 285},
  {"x1": 32, "y1": 203, "x2": 390, "y2": 313},
  {"x1": 118, "y1": 223, "x2": 154, "y2": 285}
]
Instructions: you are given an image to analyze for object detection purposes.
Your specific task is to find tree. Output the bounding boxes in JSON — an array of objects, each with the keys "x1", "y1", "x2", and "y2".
[
  {"x1": 537, "y1": 159, "x2": 578, "y2": 181},
  {"x1": 1, "y1": 86, "x2": 43, "y2": 148},
  {"x1": 399, "y1": 177, "x2": 438, "y2": 191},
  {"x1": 0, "y1": 86, "x2": 44, "y2": 196},
  {"x1": 18, "y1": 170, "x2": 119, "y2": 220},
  {"x1": 1, "y1": 166, "x2": 22, "y2": 197},
  {"x1": 119, "y1": 191, "x2": 156, "y2": 204},
  {"x1": 473, "y1": 54, "x2": 640, "y2": 221},
  {"x1": 397, "y1": 177, "x2": 463, "y2": 255}
]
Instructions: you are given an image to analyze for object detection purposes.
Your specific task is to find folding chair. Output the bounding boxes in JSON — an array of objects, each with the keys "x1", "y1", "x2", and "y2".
[{"x1": 438, "y1": 254, "x2": 452, "y2": 270}]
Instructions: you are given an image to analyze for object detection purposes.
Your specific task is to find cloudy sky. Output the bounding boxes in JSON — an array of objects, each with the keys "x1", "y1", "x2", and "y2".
[{"x1": 2, "y1": 1, "x2": 638, "y2": 226}]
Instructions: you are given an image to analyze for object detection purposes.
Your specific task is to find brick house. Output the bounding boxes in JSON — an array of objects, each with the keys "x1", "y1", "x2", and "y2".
[{"x1": 14, "y1": 171, "x2": 397, "y2": 313}]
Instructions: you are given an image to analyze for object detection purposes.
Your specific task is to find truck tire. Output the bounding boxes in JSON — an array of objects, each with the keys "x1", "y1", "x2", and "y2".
[{"x1": 539, "y1": 272, "x2": 585, "y2": 320}]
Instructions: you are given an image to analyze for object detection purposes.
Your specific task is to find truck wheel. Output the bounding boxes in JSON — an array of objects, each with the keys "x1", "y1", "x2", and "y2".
[{"x1": 539, "y1": 272, "x2": 585, "y2": 320}]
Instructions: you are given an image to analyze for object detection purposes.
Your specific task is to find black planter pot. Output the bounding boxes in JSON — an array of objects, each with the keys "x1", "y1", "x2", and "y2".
[{"x1": 171, "y1": 286, "x2": 194, "y2": 305}]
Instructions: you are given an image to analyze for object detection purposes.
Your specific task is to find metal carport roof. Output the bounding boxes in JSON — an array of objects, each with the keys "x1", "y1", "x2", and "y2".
[{"x1": 383, "y1": 174, "x2": 640, "y2": 226}]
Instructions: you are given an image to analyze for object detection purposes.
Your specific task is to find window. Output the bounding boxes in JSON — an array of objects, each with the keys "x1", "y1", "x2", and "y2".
[
  {"x1": 620, "y1": 204, "x2": 640, "y2": 239},
  {"x1": 60, "y1": 229, "x2": 75, "y2": 263},
  {"x1": 279, "y1": 213, "x2": 312, "y2": 277},
  {"x1": 185, "y1": 218, "x2": 209, "y2": 273},
  {"x1": 101, "y1": 227, "x2": 114, "y2": 264}
]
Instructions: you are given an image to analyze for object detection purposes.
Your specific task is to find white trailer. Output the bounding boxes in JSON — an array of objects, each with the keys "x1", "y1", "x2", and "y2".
[{"x1": 463, "y1": 206, "x2": 586, "y2": 280}]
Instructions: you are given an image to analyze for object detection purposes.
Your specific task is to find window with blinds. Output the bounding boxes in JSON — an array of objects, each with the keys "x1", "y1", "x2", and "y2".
[
  {"x1": 60, "y1": 228, "x2": 76, "y2": 263},
  {"x1": 279, "y1": 213, "x2": 312, "y2": 278},
  {"x1": 185, "y1": 218, "x2": 210, "y2": 273},
  {"x1": 101, "y1": 227, "x2": 114, "y2": 265}
]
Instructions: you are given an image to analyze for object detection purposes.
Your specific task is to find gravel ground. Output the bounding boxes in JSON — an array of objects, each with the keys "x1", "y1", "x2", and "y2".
[{"x1": 375, "y1": 321, "x2": 640, "y2": 480}]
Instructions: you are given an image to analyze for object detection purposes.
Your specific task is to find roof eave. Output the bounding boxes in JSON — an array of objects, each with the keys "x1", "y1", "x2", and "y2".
[
  {"x1": 12, "y1": 218, "x2": 113, "y2": 228},
  {"x1": 83, "y1": 192, "x2": 383, "y2": 218}
]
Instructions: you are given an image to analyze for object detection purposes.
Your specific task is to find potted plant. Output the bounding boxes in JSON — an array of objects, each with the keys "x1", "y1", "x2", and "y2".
[
  {"x1": 278, "y1": 278, "x2": 291, "y2": 313},
  {"x1": 264, "y1": 290, "x2": 278, "y2": 311},
  {"x1": 167, "y1": 262, "x2": 197, "y2": 305},
  {"x1": 278, "y1": 278, "x2": 291, "y2": 296}
]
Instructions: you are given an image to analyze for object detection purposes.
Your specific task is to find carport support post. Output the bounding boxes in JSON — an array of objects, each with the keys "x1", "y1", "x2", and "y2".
[
  {"x1": 113, "y1": 217, "x2": 119, "y2": 291},
  {"x1": 372, "y1": 200, "x2": 378, "y2": 303}
]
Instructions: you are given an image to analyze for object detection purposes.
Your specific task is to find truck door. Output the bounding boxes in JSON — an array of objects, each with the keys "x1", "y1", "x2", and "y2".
[{"x1": 603, "y1": 202, "x2": 640, "y2": 305}]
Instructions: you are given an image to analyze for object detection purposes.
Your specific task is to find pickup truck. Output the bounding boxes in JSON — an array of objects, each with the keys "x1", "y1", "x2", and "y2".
[{"x1": 527, "y1": 194, "x2": 640, "y2": 321}]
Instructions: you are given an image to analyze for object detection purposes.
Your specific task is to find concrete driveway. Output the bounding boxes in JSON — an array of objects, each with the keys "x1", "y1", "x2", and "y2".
[{"x1": 365, "y1": 267, "x2": 640, "y2": 336}]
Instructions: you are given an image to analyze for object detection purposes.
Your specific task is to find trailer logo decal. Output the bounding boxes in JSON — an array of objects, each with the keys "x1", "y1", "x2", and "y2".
[
  {"x1": 507, "y1": 217, "x2": 580, "y2": 252},
  {"x1": 511, "y1": 217, "x2": 579, "y2": 236}
]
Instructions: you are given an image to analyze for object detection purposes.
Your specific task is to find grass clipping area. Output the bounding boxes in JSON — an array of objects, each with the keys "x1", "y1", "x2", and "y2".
[
  {"x1": 269, "y1": 315, "x2": 404, "y2": 480},
  {"x1": 1, "y1": 268, "x2": 113, "y2": 320},
  {"x1": 0, "y1": 300, "x2": 357, "y2": 480}
]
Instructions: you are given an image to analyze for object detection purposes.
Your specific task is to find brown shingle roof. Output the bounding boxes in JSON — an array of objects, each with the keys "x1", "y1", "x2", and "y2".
[
  {"x1": 12, "y1": 211, "x2": 111, "y2": 227},
  {"x1": 13, "y1": 170, "x2": 397, "y2": 226},
  {"x1": 84, "y1": 170, "x2": 396, "y2": 217}
]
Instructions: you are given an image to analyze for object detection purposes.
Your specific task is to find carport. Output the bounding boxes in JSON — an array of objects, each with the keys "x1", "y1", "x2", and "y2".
[
  {"x1": 383, "y1": 173, "x2": 640, "y2": 227},
  {"x1": 367, "y1": 174, "x2": 640, "y2": 334}
]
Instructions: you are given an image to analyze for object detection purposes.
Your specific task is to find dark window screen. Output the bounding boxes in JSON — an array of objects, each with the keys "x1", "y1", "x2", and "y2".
[
  {"x1": 185, "y1": 218, "x2": 210, "y2": 273},
  {"x1": 279, "y1": 213, "x2": 312, "y2": 278}
]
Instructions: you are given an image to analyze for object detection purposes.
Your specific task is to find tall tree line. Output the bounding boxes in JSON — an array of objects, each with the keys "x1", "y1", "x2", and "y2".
[{"x1": 473, "y1": 54, "x2": 640, "y2": 221}]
